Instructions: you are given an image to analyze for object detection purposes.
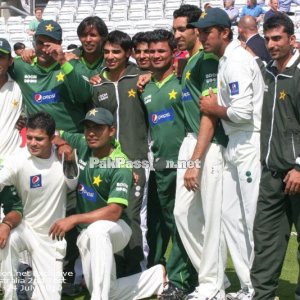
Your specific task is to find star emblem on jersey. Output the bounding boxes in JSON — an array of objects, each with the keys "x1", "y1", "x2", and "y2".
[
  {"x1": 56, "y1": 72, "x2": 65, "y2": 82},
  {"x1": 45, "y1": 23, "x2": 54, "y2": 31},
  {"x1": 169, "y1": 89, "x2": 177, "y2": 100},
  {"x1": 93, "y1": 175, "x2": 102, "y2": 187},
  {"x1": 279, "y1": 90, "x2": 286, "y2": 101},
  {"x1": 200, "y1": 11, "x2": 207, "y2": 19},
  {"x1": 12, "y1": 99, "x2": 19, "y2": 108},
  {"x1": 185, "y1": 71, "x2": 191, "y2": 80},
  {"x1": 128, "y1": 89, "x2": 136, "y2": 98}
]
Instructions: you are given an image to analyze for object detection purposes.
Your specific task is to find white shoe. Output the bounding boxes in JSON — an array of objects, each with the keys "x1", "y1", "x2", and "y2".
[{"x1": 226, "y1": 288, "x2": 254, "y2": 300}]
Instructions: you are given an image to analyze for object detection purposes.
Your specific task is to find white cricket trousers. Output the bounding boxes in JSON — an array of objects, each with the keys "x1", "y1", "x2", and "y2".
[
  {"x1": 222, "y1": 131, "x2": 261, "y2": 290},
  {"x1": 77, "y1": 219, "x2": 164, "y2": 300},
  {"x1": 174, "y1": 133, "x2": 226, "y2": 299},
  {"x1": 0, "y1": 221, "x2": 66, "y2": 300}
]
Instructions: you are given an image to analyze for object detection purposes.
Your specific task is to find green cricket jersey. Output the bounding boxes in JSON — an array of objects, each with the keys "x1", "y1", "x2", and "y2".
[
  {"x1": 140, "y1": 73, "x2": 185, "y2": 162},
  {"x1": 62, "y1": 132, "x2": 133, "y2": 231},
  {"x1": 181, "y1": 49, "x2": 228, "y2": 147},
  {"x1": 10, "y1": 58, "x2": 89, "y2": 133}
]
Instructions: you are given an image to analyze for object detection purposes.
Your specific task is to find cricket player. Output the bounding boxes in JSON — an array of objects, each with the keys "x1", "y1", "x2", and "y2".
[
  {"x1": 0, "y1": 112, "x2": 78, "y2": 300},
  {"x1": 49, "y1": 107, "x2": 165, "y2": 300},
  {"x1": 197, "y1": 8, "x2": 264, "y2": 299}
]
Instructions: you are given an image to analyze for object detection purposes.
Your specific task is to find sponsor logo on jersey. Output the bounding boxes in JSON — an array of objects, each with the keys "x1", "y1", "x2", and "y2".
[
  {"x1": 77, "y1": 183, "x2": 96, "y2": 203},
  {"x1": 98, "y1": 93, "x2": 109, "y2": 102},
  {"x1": 24, "y1": 75, "x2": 37, "y2": 83},
  {"x1": 229, "y1": 82, "x2": 239, "y2": 96},
  {"x1": 32, "y1": 90, "x2": 59, "y2": 105},
  {"x1": 181, "y1": 87, "x2": 193, "y2": 102},
  {"x1": 30, "y1": 174, "x2": 42, "y2": 189},
  {"x1": 205, "y1": 73, "x2": 217, "y2": 84},
  {"x1": 149, "y1": 108, "x2": 174, "y2": 126}
]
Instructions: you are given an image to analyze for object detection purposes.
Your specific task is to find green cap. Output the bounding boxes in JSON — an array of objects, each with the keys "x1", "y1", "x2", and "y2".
[
  {"x1": 0, "y1": 38, "x2": 11, "y2": 54},
  {"x1": 189, "y1": 8, "x2": 231, "y2": 29},
  {"x1": 80, "y1": 108, "x2": 114, "y2": 126},
  {"x1": 35, "y1": 20, "x2": 62, "y2": 41}
]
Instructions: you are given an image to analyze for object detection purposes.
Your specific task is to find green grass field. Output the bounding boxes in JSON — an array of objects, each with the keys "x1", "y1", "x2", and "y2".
[{"x1": 62, "y1": 234, "x2": 298, "y2": 300}]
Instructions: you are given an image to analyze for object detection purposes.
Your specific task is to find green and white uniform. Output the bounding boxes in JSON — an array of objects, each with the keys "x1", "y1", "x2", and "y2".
[
  {"x1": 61, "y1": 133, "x2": 164, "y2": 300},
  {"x1": 140, "y1": 73, "x2": 197, "y2": 292},
  {"x1": 10, "y1": 58, "x2": 89, "y2": 133},
  {"x1": 174, "y1": 49, "x2": 227, "y2": 298}
]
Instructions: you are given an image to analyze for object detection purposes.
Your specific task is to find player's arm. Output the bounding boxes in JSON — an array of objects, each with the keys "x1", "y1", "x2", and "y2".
[
  {"x1": 184, "y1": 114, "x2": 217, "y2": 191},
  {"x1": 200, "y1": 60, "x2": 254, "y2": 123},
  {"x1": 0, "y1": 210, "x2": 22, "y2": 249}
]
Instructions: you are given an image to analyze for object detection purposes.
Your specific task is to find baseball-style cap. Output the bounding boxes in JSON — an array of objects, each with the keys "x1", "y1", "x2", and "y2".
[
  {"x1": 189, "y1": 7, "x2": 231, "y2": 29},
  {"x1": 35, "y1": 20, "x2": 62, "y2": 41},
  {"x1": 0, "y1": 38, "x2": 11, "y2": 54},
  {"x1": 80, "y1": 108, "x2": 114, "y2": 126}
]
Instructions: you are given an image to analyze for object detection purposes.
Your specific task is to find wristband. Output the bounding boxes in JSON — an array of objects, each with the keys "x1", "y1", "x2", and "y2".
[{"x1": 2, "y1": 221, "x2": 12, "y2": 230}]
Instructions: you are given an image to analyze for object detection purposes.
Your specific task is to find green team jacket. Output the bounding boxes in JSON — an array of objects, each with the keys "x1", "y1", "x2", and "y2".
[
  {"x1": 10, "y1": 58, "x2": 89, "y2": 133},
  {"x1": 261, "y1": 52, "x2": 300, "y2": 172},
  {"x1": 65, "y1": 61, "x2": 149, "y2": 161},
  {"x1": 181, "y1": 49, "x2": 228, "y2": 147},
  {"x1": 62, "y1": 132, "x2": 133, "y2": 231},
  {"x1": 140, "y1": 73, "x2": 185, "y2": 163}
]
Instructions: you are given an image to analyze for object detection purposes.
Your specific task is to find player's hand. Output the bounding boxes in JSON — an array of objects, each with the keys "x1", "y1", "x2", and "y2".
[
  {"x1": 199, "y1": 88, "x2": 218, "y2": 115},
  {"x1": 49, "y1": 216, "x2": 76, "y2": 240},
  {"x1": 283, "y1": 169, "x2": 300, "y2": 195},
  {"x1": 89, "y1": 74, "x2": 102, "y2": 85},
  {"x1": 20, "y1": 48, "x2": 36, "y2": 64},
  {"x1": 64, "y1": 52, "x2": 79, "y2": 61},
  {"x1": 57, "y1": 144, "x2": 73, "y2": 161},
  {"x1": 137, "y1": 73, "x2": 151, "y2": 92},
  {"x1": 44, "y1": 43, "x2": 66, "y2": 65},
  {"x1": 184, "y1": 166, "x2": 201, "y2": 192},
  {"x1": 133, "y1": 172, "x2": 139, "y2": 185},
  {"x1": 15, "y1": 115, "x2": 27, "y2": 132},
  {"x1": 0, "y1": 224, "x2": 11, "y2": 249}
]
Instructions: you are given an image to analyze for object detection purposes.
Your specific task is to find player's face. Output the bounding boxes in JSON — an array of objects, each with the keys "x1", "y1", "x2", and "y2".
[
  {"x1": 134, "y1": 42, "x2": 150, "y2": 70},
  {"x1": 35, "y1": 35, "x2": 60, "y2": 67},
  {"x1": 149, "y1": 41, "x2": 174, "y2": 71},
  {"x1": 264, "y1": 26, "x2": 295, "y2": 63},
  {"x1": 0, "y1": 52, "x2": 12, "y2": 77},
  {"x1": 79, "y1": 26, "x2": 103, "y2": 55},
  {"x1": 199, "y1": 26, "x2": 225, "y2": 56},
  {"x1": 26, "y1": 128, "x2": 53, "y2": 159},
  {"x1": 104, "y1": 42, "x2": 131, "y2": 72},
  {"x1": 173, "y1": 17, "x2": 199, "y2": 51},
  {"x1": 84, "y1": 122, "x2": 115, "y2": 150}
]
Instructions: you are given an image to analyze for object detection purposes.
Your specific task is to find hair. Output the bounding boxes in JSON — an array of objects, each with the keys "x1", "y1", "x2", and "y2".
[
  {"x1": 173, "y1": 4, "x2": 202, "y2": 23},
  {"x1": 263, "y1": 13, "x2": 294, "y2": 36},
  {"x1": 13, "y1": 42, "x2": 25, "y2": 51},
  {"x1": 132, "y1": 31, "x2": 151, "y2": 50},
  {"x1": 77, "y1": 16, "x2": 108, "y2": 38},
  {"x1": 67, "y1": 43, "x2": 78, "y2": 50},
  {"x1": 26, "y1": 112, "x2": 56, "y2": 137},
  {"x1": 104, "y1": 30, "x2": 133, "y2": 52},
  {"x1": 35, "y1": 7, "x2": 43, "y2": 13},
  {"x1": 215, "y1": 25, "x2": 234, "y2": 41},
  {"x1": 148, "y1": 29, "x2": 177, "y2": 51}
]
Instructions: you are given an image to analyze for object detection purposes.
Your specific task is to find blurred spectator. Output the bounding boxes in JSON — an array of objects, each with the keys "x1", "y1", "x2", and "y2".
[
  {"x1": 204, "y1": 2, "x2": 213, "y2": 10},
  {"x1": 295, "y1": 40, "x2": 300, "y2": 51},
  {"x1": 27, "y1": 7, "x2": 43, "y2": 36},
  {"x1": 238, "y1": 15, "x2": 271, "y2": 63},
  {"x1": 224, "y1": 0, "x2": 240, "y2": 25},
  {"x1": 13, "y1": 42, "x2": 25, "y2": 57},
  {"x1": 279, "y1": 0, "x2": 300, "y2": 14},
  {"x1": 240, "y1": 0, "x2": 265, "y2": 20},
  {"x1": 264, "y1": 0, "x2": 280, "y2": 22}
]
